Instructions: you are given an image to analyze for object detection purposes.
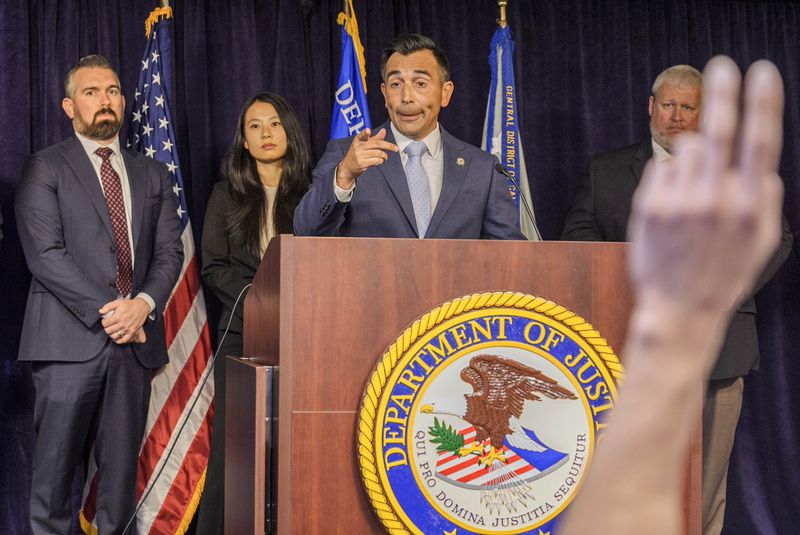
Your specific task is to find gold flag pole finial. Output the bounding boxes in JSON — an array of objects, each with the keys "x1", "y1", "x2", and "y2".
[
  {"x1": 497, "y1": 0, "x2": 508, "y2": 28},
  {"x1": 344, "y1": 0, "x2": 351, "y2": 17},
  {"x1": 145, "y1": 1, "x2": 174, "y2": 37}
]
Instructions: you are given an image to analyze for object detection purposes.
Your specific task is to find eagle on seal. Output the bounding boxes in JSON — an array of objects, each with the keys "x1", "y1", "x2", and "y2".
[{"x1": 422, "y1": 354, "x2": 576, "y2": 467}]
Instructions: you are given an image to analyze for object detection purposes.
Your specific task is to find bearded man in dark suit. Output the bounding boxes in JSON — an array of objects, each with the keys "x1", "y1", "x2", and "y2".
[
  {"x1": 16, "y1": 55, "x2": 183, "y2": 535},
  {"x1": 562, "y1": 64, "x2": 793, "y2": 534}
]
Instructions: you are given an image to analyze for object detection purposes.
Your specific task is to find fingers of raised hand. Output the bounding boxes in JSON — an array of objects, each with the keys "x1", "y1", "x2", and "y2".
[
  {"x1": 700, "y1": 56, "x2": 741, "y2": 183},
  {"x1": 740, "y1": 60, "x2": 784, "y2": 187},
  {"x1": 734, "y1": 61, "x2": 784, "y2": 269},
  {"x1": 630, "y1": 160, "x2": 672, "y2": 282},
  {"x1": 630, "y1": 57, "x2": 785, "y2": 310}
]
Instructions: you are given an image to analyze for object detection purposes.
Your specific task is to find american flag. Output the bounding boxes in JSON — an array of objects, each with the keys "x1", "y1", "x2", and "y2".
[{"x1": 79, "y1": 6, "x2": 214, "y2": 535}]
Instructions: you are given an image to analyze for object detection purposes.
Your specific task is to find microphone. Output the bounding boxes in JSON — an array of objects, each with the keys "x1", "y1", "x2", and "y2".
[{"x1": 494, "y1": 163, "x2": 542, "y2": 240}]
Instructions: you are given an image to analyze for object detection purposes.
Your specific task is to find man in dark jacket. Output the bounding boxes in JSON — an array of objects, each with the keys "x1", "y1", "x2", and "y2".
[
  {"x1": 562, "y1": 64, "x2": 793, "y2": 534},
  {"x1": 16, "y1": 55, "x2": 183, "y2": 535}
]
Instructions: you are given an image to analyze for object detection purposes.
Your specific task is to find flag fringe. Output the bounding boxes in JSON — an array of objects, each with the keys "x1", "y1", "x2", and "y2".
[
  {"x1": 337, "y1": 0, "x2": 368, "y2": 94},
  {"x1": 77, "y1": 468, "x2": 206, "y2": 535},
  {"x1": 175, "y1": 467, "x2": 207, "y2": 535},
  {"x1": 145, "y1": 6, "x2": 173, "y2": 38},
  {"x1": 79, "y1": 509, "x2": 98, "y2": 535}
]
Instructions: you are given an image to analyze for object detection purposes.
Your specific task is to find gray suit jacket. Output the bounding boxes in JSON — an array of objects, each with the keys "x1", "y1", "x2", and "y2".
[
  {"x1": 562, "y1": 139, "x2": 794, "y2": 379},
  {"x1": 16, "y1": 135, "x2": 184, "y2": 368},
  {"x1": 294, "y1": 123, "x2": 525, "y2": 240}
]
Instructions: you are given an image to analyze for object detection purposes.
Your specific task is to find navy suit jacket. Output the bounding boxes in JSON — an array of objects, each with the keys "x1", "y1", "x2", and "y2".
[
  {"x1": 16, "y1": 135, "x2": 184, "y2": 368},
  {"x1": 562, "y1": 139, "x2": 794, "y2": 379},
  {"x1": 294, "y1": 123, "x2": 525, "y2": 240}
]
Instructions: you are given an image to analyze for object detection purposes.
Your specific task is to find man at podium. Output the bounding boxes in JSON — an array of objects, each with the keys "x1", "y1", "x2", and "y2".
[{"x1": 294, "y1": 34, "x2": 525, "y2": 241}]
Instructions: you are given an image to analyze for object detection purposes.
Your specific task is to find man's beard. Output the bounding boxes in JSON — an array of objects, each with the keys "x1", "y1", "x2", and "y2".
[
  {"x1": 650, "y1": 120, "x2": 672, "y2": 154},
  {"x1": 76, "y1": 108, "x2": 121, "y2": 141}
]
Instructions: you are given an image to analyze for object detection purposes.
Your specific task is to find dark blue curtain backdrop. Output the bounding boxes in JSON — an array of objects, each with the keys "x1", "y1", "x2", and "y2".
[{"x1": 1, "y1": 1, "x2": 798, "y2": 533}]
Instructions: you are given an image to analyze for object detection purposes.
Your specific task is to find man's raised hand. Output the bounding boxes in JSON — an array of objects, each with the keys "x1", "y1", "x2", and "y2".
[{"x1": 336, "y1": 128, "x2": 399, "y2": 189}]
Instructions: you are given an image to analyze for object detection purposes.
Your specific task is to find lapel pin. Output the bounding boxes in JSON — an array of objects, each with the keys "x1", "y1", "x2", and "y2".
[{"x1": 456, "y1": 157, "x2": 465, "y2": 166}]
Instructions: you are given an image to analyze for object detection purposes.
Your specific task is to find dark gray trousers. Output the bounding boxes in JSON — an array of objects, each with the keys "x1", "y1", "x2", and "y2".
[{"x1": 29, "y1": 341, "x2": 151, "y2": 535}]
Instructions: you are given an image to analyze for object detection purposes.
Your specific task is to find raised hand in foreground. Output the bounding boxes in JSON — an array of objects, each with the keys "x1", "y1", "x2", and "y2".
[{"x1": 561, "y1": 56, "x2": 784, "y2": 535}]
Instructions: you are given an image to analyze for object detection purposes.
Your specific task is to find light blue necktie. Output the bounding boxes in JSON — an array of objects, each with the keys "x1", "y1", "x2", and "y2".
[{"x1": 404, "y1": 141, "x2": 432, "y2": 238}]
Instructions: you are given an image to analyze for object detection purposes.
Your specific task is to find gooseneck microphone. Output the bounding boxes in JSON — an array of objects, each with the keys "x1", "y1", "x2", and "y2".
[{"x1": 494, "y1": 163, "x2": 542, "y2": 240}]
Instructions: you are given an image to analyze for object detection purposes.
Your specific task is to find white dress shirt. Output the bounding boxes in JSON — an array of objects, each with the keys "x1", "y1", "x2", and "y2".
[
  {"x1": 651, "y1": 138, "x2": 672, "y2": 165},
  {"x1": 75, "y1": 132, "x2": 155, "y2": 312}
]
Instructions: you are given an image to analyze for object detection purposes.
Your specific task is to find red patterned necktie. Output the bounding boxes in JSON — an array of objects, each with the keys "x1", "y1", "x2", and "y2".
[{"x1": 95, "y1": 147, "x2": 133, "y2": 296}]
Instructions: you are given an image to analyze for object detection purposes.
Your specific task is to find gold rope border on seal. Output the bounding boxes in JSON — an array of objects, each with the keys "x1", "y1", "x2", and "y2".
[{"x1": 356, "y1": 291, "x2": 625, "y2": 535}]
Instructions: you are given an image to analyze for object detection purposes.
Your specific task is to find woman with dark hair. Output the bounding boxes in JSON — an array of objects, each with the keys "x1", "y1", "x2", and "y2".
[{"x1": 195, "y1": 92, "x2": 310, "y2": 534}]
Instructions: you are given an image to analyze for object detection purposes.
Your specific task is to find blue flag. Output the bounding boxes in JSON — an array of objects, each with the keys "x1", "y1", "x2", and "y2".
[
  {"x1": 330, "y1": 0, "x2": 371, "y2": 139},
  {"x1": 481, "y1": 25, "x2": 541, "y2": 240}
]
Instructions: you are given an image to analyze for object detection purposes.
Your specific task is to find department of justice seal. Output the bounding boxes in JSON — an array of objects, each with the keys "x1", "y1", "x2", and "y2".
[{"x1": 357, "y1": 292, "x2": 624, "y2": 535}]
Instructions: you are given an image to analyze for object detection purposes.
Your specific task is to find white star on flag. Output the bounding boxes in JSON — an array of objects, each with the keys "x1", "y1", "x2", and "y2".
[
  {"x1": 162, "y1": 139, "x2": 174, "y2": 152},
  {"x1": 145, "y1": 145, "x2": 156, "y2": 158},
  {"x1": 142, "y1": 124, "x2": 154, "y2": 137},
  {"x1": 132, "y1": 110, "x2": 142, "y2": 123},
  {"x1": 159, "y1": 117, "x2": 169, "y2": 130},
  {"x1": 141, "y1": 59, "x2": 148, "y2": 71},
  {"x1": 155, "y1": 95, "x2": 164, "y2": 107},
  {"x1": 151, "y1": 50, "x2": 159, "y2": 63},
  {"x1": 167, "y1": 161, "x2": 178, "y2": 173},
  {"x1": 152, "y1": 72, "x2": 161, "y2": 85}
]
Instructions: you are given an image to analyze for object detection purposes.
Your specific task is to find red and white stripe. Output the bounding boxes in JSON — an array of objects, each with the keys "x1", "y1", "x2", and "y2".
[{"x1": 435, "y1": 426, "x2": 537, "y2": 489}]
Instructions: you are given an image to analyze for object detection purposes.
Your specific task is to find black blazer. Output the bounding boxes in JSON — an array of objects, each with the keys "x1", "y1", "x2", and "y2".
[
  {"x1": 201, "y1": 181, "x2": 261, "y2": 335},
  {"x1": 562, "y1": 139, "x2": 794, "y2": 380}
]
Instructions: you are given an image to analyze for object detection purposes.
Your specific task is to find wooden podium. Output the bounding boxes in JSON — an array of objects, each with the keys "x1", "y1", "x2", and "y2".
[{"x1": 225, "y1": 236, "x2": 701, "y2": 534}]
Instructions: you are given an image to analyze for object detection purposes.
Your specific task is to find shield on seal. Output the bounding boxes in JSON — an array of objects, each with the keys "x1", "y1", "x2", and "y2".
[{"x1": 433, "y1": 423, "x2": 570, "y2": 490}]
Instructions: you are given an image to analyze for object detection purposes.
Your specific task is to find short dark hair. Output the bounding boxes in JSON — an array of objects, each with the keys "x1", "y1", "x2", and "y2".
[
  {"x1": 380, "y1": 34, "x2": 450, "y2": 82},
  {"x1": 64, "y1": 55, "x2": 117, "y2": 97}
]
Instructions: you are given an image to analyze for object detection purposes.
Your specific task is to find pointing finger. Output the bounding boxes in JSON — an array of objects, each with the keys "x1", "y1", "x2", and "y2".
[
  {"x1": 365, "y1": 139, "x2": 399, "y2": 153},
  {"x1": 356, "y1": 128, "x2": 372, "y2": 141}
]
